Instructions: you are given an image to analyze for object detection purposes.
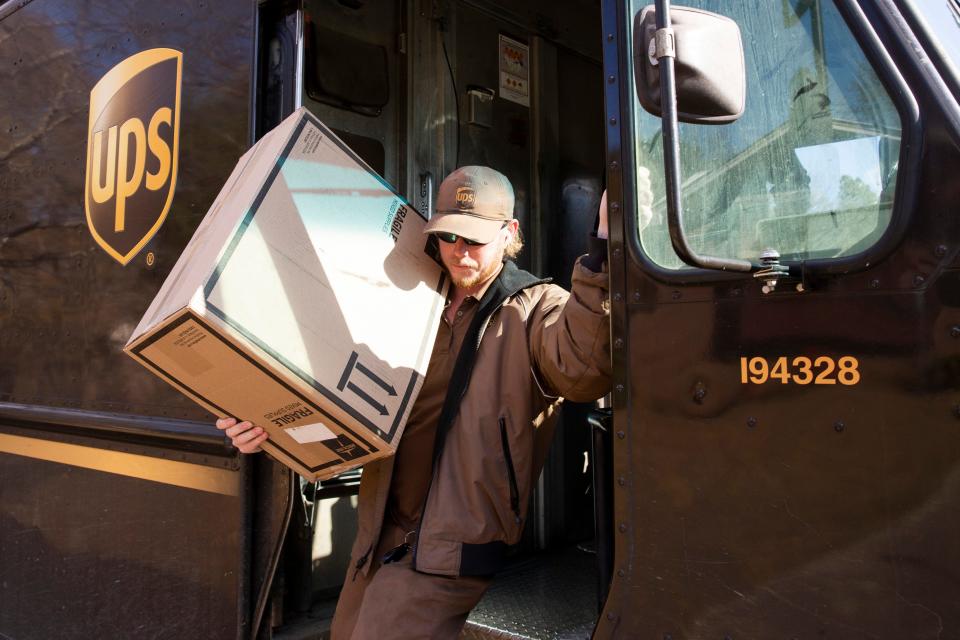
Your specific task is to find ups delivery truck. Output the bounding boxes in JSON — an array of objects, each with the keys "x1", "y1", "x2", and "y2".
[{"x1": 1, "y1": 0, "x2": 959, "y2": 638}]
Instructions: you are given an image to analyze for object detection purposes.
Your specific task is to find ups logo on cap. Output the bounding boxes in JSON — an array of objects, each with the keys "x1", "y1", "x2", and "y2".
[
  {"x1": 85, "y1": 49, "x2": 182, "y2": 265},
  {"x1": 455, "y1": 186, "x2": 476, "y2": 209}
]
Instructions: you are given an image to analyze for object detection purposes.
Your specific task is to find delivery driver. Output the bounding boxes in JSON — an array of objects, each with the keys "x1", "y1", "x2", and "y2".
[{"x1": 217, "y1": 166, "x2": 611, "y2": 638}]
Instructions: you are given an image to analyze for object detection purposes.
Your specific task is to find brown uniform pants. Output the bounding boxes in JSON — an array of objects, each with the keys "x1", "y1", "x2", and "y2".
[{"x1": 330, "y1": 526, "x2": 492, "y2": 640}]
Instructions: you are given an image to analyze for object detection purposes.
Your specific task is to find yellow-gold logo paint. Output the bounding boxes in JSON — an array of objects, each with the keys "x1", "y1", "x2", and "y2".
[
  {"x1": 455, "y1": 186, "x2": 476, "y2": 209},
  {"x1": 85, "y1": 48, "x2": 182, "y2": 265}
]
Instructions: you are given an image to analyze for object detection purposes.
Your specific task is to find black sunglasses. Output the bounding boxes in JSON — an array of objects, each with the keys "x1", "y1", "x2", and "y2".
[
  {"x1": 433, "y1": 223, "x2": 508, "y2": 247},
  {"x1": 434, "y1": 232, "x2": 486, "y2": 246}
]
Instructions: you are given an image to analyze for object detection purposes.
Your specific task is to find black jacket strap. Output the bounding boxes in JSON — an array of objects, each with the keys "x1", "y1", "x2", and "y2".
[{"x1": 430, "y1": 260, "x2": 547, "y2": 468}]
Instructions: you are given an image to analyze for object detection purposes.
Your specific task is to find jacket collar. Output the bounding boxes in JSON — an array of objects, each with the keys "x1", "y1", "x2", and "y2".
[{"x1": 477, "y1": 260, "x2": 549, "y2": 310}]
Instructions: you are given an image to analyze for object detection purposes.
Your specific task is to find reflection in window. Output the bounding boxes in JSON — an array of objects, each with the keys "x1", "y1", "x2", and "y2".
[{"x1": 630, "y1": 0, "x2": 902, "y2": 269}]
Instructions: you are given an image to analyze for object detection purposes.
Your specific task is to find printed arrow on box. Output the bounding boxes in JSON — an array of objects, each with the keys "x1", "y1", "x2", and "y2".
[{"x1": 337, "y1": 351, "x2": 393, "y2": 417}]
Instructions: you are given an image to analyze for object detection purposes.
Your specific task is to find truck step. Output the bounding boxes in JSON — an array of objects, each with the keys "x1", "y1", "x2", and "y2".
[{"x1": 461, "y1": 546, "x2": 600, "y2": 640}]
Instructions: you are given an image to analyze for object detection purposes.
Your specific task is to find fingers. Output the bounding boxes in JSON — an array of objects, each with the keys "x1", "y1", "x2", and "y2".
[
  {"x1": 631, "y1": 167, "x2": 655, "y2": 232},
  {"x1": 224, "y1": 421, "x2": 255, "y2": 439},
  {"x1": 597, "y1": 189, "x2": 609, "y2": 240},
  {"x1": 636, "y1": 166, "x2": 653, "y2": 207},
  {"x1": 235, "y1": 428, "x2": 268, "y2": 454},
  {"x1": 215, "y1": 418, "x2": 269, "y2": 454},
  {"x1": 240, "y1": 438, "x2": 267, "y2": 454}
]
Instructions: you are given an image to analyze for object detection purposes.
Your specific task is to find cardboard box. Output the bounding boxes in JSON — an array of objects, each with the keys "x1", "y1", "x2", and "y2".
[{"x1": 125, "y1": 107, "x2": 447, "y2": 480}]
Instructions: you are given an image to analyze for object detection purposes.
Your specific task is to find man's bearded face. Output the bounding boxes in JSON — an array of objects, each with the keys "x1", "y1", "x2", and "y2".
[{"x1": 437, "y1": 225, "x2": 511, "y2": 291}]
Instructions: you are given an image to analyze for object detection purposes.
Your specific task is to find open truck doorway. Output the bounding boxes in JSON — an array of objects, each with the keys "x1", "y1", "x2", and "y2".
[{"x1": 261, "y1": 1, "x2": 608, "y2": 637}]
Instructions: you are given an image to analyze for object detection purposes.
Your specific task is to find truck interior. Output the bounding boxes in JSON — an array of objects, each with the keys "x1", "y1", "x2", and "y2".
[{"x1": 256, "y1": 0, "x2": 609, "y2": 637}]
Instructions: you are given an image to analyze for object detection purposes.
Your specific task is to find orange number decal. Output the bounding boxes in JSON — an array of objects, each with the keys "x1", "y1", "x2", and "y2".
[
  {"x1": 740, "y1": 356, "x2": 860, "y2": 385},
  {"x1": 770, "y1": 357, "x2": 790, "y2": 384},
  {"x1": 837, "y1": 356, "x2": 861, "y2": 385},
  {"x1": 792, "y1": 357, "x2": 813, "y2": 385},
  {"x1": 814, "y1": 356, "x2": 836, "y2": 384},
  {"x1": 748, "y1": 357, "x2": 769, "y2": 384}
]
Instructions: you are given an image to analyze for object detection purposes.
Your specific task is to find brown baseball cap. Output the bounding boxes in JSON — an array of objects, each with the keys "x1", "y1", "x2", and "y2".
[{"x1": 423, "y1": 166, "x2": 515, "y2": 244}]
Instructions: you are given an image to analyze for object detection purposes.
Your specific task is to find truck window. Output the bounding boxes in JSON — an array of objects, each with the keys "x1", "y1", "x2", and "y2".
[{"x1": 629, "y1": 0, "x2": 904, "y2": 270}]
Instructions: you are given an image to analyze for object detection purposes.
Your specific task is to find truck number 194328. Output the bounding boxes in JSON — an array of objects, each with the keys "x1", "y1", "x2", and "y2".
[{"x1": 739, "y1": 356, "x2": 861, "y2": 386}]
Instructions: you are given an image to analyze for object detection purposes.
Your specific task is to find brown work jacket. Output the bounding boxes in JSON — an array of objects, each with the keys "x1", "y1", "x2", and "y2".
[{"x1": 349, "y1": 257, "x2": 610, "y2": 578}]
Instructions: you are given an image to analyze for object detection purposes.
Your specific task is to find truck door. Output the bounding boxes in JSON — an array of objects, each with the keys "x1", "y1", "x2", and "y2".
[{"x1": 599, "y1": 0, "x2": 960, "y2": 637}]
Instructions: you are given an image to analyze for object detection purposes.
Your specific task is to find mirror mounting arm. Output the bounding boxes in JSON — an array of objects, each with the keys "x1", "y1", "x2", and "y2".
[
  {"x1": 653, "y1": 0, "x2": 757, "y2": 274},
  {"x1": 650, "y1": 26, "x2": 675, "y2": 64}
]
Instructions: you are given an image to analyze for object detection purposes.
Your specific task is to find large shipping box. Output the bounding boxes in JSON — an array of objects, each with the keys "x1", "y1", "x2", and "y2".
[{"x1": 125, "y1": 108, "x2": 447, "y2": 480}]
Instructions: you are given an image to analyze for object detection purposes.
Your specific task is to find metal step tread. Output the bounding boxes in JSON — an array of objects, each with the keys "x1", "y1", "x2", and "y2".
[
  {"x1": 461, "y1": 545, "x2": 600, "y2": 640},
  {"x1": 273, "y1": 546, "x2": 600, "y2": 640}
]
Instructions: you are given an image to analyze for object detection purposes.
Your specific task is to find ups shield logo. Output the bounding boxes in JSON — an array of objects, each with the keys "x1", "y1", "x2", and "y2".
[
  {"x1": 455, "y1": 187, "x2": 476, "y2": 209},
  {"x1": 85, "y1": 49, "x2": 182, "y2": 265}
]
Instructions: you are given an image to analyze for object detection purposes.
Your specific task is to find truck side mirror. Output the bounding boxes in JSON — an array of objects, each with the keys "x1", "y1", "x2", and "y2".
[{"x1": 634, "y1": 5, "x2": 746, "y2": 124}]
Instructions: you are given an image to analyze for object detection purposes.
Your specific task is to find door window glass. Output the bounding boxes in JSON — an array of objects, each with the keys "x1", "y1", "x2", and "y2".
[
  {"x1": 905, "y1": 0, "x2": 960, "y2": 78},
  {"x1": 629, "y1": 0, "x2": 903, "y2": 269}
]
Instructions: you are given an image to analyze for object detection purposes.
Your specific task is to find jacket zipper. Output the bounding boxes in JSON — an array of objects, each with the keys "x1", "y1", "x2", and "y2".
[
  {"x1": 352, "y1": 544, "x2": 372, "y2": 581},
  {"x1": 499, "y1": 417, "x2": 521, "y2": 523}
]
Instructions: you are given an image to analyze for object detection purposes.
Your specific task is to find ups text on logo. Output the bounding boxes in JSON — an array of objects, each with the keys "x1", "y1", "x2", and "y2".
[
  {"x1": 85, "y1": 49, "x2": 182, "y2": 265},
  {"x1": 455, "y1": 186, "x2": 476, "y2": 209}
]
